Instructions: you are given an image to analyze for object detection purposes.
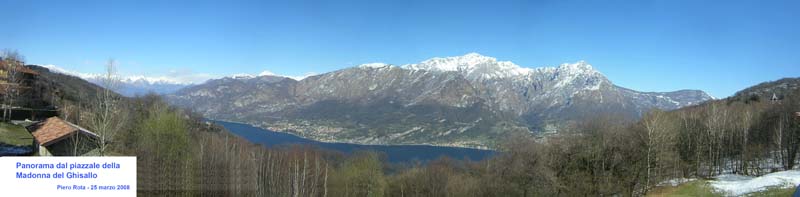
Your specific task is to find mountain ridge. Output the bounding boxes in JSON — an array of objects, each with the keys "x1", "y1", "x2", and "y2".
[{"x1": 167, "y1": 53, "x2": 713, "y2": 148}]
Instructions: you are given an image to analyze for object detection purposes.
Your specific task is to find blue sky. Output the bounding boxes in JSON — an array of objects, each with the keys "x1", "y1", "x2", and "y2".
[{"x1": 1, "y1": 0, "x2": 798, "y2": 97}]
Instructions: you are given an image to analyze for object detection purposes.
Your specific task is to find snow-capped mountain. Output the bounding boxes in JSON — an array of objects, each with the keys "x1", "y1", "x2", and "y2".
[
  {"x1": 403, "y1": 52, "x2": 534, "y2": 79},
  {"x1": 167, "y1": 53, "x2": 713, "y2": 148},
  {"x1": 82, "y1": 76, "x2": 191, "y2": 96},
  {"x1": 38, "y1": 64, "x2": 314, "y2": 97},
  {"x1": 39, "y1": 64, "x2": 193, "y2": 96}
]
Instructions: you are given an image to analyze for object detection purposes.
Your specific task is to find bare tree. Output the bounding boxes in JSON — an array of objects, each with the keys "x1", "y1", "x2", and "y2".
[
  {"x1": 704, "y1": 102, "x2": 729, "y2": 176},
  {"x1": 89, "y1": 59, "x2": 127, "y2": 155},
  {"x1": 60, "y1": 101, "x2": 89, "y2": 156},
  {"x1": 767, "y1": 93, "x2": 800, "y2": 170},
  {"x1": 641, "y1": 109, "x2": 678, "y2": 191},
  {"x1": 324, "y1": 163, "x2": 328, "y2": 197},
  {"x1": 1, "y1": 49, "x2": 23, "y2": 121},
  {"x1": 677, "y1": 109, "x2": 704, "y2": 176},
  {"x1": 736, "y1": 105, "x2": 755, "y2": 175}
]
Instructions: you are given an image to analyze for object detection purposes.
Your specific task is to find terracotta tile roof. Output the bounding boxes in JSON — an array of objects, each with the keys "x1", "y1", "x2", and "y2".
[{"x1": 26, "y1": 117, "x2": 98, "y2": 146}]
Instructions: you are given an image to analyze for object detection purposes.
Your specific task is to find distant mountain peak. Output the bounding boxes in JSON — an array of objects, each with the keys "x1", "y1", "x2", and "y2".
[
  {"x1": 358, "y1": 63, "x2": 394, "y2": 69},
  {"x1": 551, "y1": 60, "x2": 599, "y2": 76},
  {"x1": 429, "y1": 52, "x2": 498, "y2": 66},
  {"x1": 399, "y1": 53, "x2": 606, "y2": 81},
  {"x1": 230, "y1": 73, "x2": 256, "y2": 79},
  {"x1": 559, "y1": 60, "x2": 592, "y2": 70},
  {"x1": 402, "y1": 53, "x2": 533, "y2": 79}
]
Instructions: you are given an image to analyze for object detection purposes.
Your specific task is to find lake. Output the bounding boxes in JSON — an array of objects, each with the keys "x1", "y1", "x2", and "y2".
[{"x1": 215, "y1": 121, "x2": 496, "y2": 163}]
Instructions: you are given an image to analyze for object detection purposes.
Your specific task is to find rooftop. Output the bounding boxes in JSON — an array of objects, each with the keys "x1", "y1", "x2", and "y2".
[{"x1": 26, "y1": 117, "x2": 98, "y2": 146}]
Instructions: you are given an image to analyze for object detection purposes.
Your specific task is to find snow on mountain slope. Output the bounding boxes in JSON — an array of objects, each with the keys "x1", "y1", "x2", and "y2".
[
  {"x1": 39, "y1": 64, "x2": 313, "y2": 96},
  {"x1": 403, "y1": 53, "x2": 533, "y2": 79},
  {"x1": 41, "y1": 64, "x2": 192, "y2": 96},
  {"x1": 359, "y1": 63, "x2": 394, "y2": 69},
  {"x1": 168, "y1": 53, "x2": 713, "y2": 147}
]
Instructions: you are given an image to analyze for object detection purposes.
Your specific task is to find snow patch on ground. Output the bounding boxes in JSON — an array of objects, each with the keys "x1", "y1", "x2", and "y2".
[
  {"x1": 659, "y1": 178, "x2": 697, "y2": 187},
  {"x1": 710, "y1": 170, "x2": 800, "y2": 196}
]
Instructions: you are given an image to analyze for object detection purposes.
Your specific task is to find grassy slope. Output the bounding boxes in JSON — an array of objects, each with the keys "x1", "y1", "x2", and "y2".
[
  {"x1": 648, "y1": 180, "x2": 721, "y2": 197},
  {"x1": 0, "y1": 122, "x2": 34, "y2": 155},
  {"x1": 0, "y1": 122, "x2": 32, "y2": 146},
  {"x1": 748, "y1": 186, "x2": 795, "y2": 196}
]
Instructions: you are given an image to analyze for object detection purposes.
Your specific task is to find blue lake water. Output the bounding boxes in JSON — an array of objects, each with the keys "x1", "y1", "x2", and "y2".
[{"x1": 215, "y1": 121, "x2": 496, "y2": 163}]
